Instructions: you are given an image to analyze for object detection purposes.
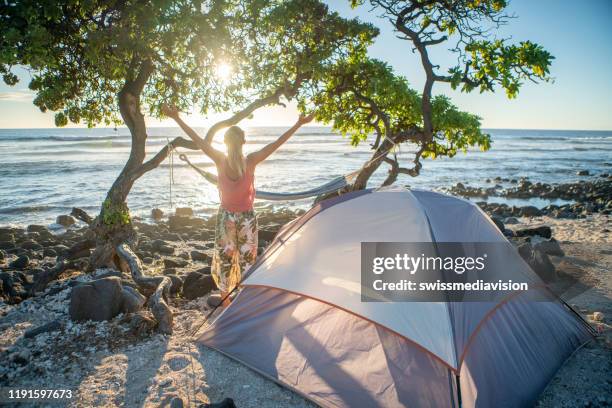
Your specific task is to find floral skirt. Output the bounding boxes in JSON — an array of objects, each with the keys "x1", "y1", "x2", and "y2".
[{"x1": 211, "y1": 207, "x2": 258, "y2": 293}]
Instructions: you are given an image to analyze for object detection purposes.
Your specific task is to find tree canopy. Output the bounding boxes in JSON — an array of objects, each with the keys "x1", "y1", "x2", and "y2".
[
  {"x1": 0, "y1": 0, "x2": 376, "y2": 127},
  {"x1": 304, "y1": 0, "x2": 554, "y2": 188}
]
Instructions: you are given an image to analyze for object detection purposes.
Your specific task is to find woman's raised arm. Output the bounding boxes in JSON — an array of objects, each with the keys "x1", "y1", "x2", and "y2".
[
  {"x1": 248, "y1": 113, "x2": 314, "y2": 165},
  {"x1": 162, "y1": 104, "x2": 224, "y2": 163}
]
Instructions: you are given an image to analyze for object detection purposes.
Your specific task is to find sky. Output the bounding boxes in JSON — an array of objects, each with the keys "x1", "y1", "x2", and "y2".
[{"x1": 0, "y1": 0, "x2": 610, "y2": 130}]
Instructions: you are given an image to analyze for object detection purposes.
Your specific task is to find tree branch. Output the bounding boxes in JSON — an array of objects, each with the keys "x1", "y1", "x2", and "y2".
[
  {"x1": 129, "y1": 137, "x2": 198, "y2": 181},
  {"x1": 204, "y1": 83, "x2": 298, "y2": 142}
]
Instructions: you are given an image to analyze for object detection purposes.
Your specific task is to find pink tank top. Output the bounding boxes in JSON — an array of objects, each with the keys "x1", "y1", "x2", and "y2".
[{"x1": 217, "y1": 159, "x2": 255, "y2": 212}]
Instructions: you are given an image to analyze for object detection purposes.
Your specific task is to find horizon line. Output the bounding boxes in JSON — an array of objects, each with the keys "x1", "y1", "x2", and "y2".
[{"x1": 0, "y1": 126, "x2": 611, "y2": 132}]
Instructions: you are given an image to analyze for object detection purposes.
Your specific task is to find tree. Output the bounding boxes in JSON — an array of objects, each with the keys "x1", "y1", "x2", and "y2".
[
  {"x1": 311, "y1": 0, "x2": 553, "y2": 190},
  {"x1": 0, "y1": 0, "x2": 376, "y2": 332}
]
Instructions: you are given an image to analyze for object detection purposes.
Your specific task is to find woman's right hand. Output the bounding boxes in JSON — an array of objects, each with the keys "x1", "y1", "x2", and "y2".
[{"x1": 161, "y1": 104, "x2": 180, "y2": 119}]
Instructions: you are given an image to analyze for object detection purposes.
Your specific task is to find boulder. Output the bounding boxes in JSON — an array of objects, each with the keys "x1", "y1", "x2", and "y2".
[
  {"x1": 519, "y1": 245, "x2": 556, "y2": 282},
  {"x1": 151, "y1": 208, "x2": 164, "y2": 221},
  {"x1": 169, "y1": 215, "x2": 205, "y2": 230},
  {"x1": 504, "y1": 217, "x2": 519, "y2": 224},
  {"x1": 534, "y1": 238, "x2": 565, "y2": 257},
  {"x1": 519, "y1": 206, "x2": 542, "y2": 217},
  {"x1": 258, "y1": 229, "x2": 277, "y2": 242},
  {"x1": 195, "y1": 266, "x2": 212, "y2": 275},
  {"x1": 121, "y1": 285, "x2": 146, "y2": 314},
  {"x1": 152, "y1": 240, "x2": 175, "y2": 255},
  {"x1": 0, "y1": 271, "x2": 29, "y2": 301},
  {"x1": 66, "y1": 247, "x2": 92, "y2": 261},
  {"x1": 9, "y1": 255, "x2": 30, "y2": 269},
  {"x1": 170, "y1": 397, "x2": 184, "y2": 408},
  {"x1": 490, "y1": 217, "x2": 505, "y2": 233},
  {"x1": 69, "y1": 277, "x2": 124, "y2": 322},
  {"x1": 576, "y1": 170, "x2": 589, "y2": 176},
  {"x1": 514, "y1": 226, "x2": 552, "y2": 239},
  {"x1": 0, "y1": 237, "x2": 15, "y2": 250},
  {"x1": 26, "y1": 225, "x2": 47, "y2": 233},
  {"x1": 56, "y1": 215, "x2": 76, "y2": 228},
  {"x1": 21, "y1": 240, "x2": 43, "y2": 251},
  {"x1": 190, "y1": 250, "x2": 211, "y2": 263},
  {"x1": 164, "y1": 258, "x2": 189, "y2": 268},
  {"x1": 183, "y1": 272, "x2": 217, "y2": 300},
  {"x1": 165, "y1": 274, "x2": 184, "y2": 295},
  {"x1": 175, "y1": 207, "x2": 194, "y2": 217}
]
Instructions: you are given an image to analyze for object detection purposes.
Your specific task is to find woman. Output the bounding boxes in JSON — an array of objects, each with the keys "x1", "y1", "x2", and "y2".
[{"x1": 162, "y1": 104, "x2": 313, "y2": 306}]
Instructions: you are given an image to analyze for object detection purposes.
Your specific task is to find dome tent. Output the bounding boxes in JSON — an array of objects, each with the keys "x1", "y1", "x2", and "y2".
[{"x1": 198, "y1": 188, "x2": 593, "y2": 408}]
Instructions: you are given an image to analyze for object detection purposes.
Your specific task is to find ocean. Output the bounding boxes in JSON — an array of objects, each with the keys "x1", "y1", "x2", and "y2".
[{"x1": 0, "y1": 127, "x2": 610, "y2": 226}]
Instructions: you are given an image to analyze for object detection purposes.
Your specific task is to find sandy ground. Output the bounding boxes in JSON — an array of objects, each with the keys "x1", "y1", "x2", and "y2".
[
  {"x1": 510, "y1": 214, "x2": 612, "y2": 407},
  {"x1": 1, "y1": 215, "x2": 610, "y2": 407}
]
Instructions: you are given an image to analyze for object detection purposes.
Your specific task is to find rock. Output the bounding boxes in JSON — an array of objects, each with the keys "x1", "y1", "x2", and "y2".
[
  {"x1": 514, "y1": 226, "x2": 552, "y2": 239},
  {"x1": 577, "y1": 170, "x2": 589, "y2": 176},
  {"x1": 504, "y1": 217, "x2": 519, "y2": 224},
  {"x1": 152, "y1": 240, "x2": 175, "y2": 255},
  {"x1": 69, "y1": 277, "x2": 124, "y2": 322},
  {"x1": 26, "y1": 225, "x2": 47, "y2": 233},
  {"x1": 190, "y1": 250, "x2": 211, "y2": 262},
  {"x1": 0, "y1": 271, "x2": 29, "y2": 301},
  {"x1": 164, "y1": 258, "x2": 188, "y2": 268},
  {"x1": 56, "y1": 215, "x2": 76, "y2": 227},
  {"x1": 258, "y1": 229, "x2": 277, "y2": 242},
  {"x1": 166, "y1": 275, "x2": 183, "y2": 295},
  {"x1": 9, "y1": 350, "x2": 30, "y2": 365},
  {"x1": 490, "y1": 217, "x2": 505, "y2": 233},
  {"x1": 170, "y1": 397, "x2": 184, "y2": 408},
  {"x1": 207, "y1": 293, "x2": 223, "y2": 308},
  {"x1": 24, "y1": 320, "x2": 62, "y2": 339},
  {"x1": 21, "y1": 240, "x2": 43, "y2": 251},
  {"x1": 200, "y1": 398, "x2": 237, "y2": 408},
  {"x1": 175, "y1": 207, "x2": 194, "y2": 217},
  {"x1": 527, "y1": 248, "x2": 557, "y2": 282},
  {"x1": 66, "y1": 247, "x2": 92, "y2": 260},
  {"x1": 195, "y1": 266, "x2": 211, "y2": 275},
  {"x1": 169, "y1": 215, "x2": 205, "y2": 230},
  {"x1": 42, "y1": 248, "x2": 57, "y2": 258},
  {"x1": 534, "y1": 238, "x2": 565, "y2": 257},
  {"x1": 163, "y1": 268, "x2": 177, "y2": 276},
  {"x1": 519, "y1": 206, "x2": 542, "y2": 217},
  {"x1": 0, "y1": 249, "x2": 5, "y2": 261},
  {"x1": 121, "y1": 286, "x2": 146, "y2": 313},
  {"x1": 183, "y1": 272, "x2": 217, "y2": 300},
  {"x1": 151, "y1": 208, "x2": 164, "y2": 221},
  {"x1": 0, "y1": 237, "x2": 15, "y2": 250},
  {"x1": 9, "y1": 255, "x2": 30, "y2": 269}
]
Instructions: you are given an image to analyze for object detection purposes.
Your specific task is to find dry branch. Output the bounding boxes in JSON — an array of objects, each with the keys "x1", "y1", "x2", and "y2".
[{"x1": 116, "y1": 242, "x2": 173, "y2": 334}]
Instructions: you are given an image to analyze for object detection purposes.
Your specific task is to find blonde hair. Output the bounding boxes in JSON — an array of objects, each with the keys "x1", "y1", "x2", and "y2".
[{"x1": 224, "y1": 125, "x2": 246, "y2": 177}]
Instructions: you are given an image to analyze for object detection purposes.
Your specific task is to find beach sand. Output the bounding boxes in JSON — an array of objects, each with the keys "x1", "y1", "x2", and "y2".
[{"x1": 0, "y1": 214, "x2": 610, "y2": 407}]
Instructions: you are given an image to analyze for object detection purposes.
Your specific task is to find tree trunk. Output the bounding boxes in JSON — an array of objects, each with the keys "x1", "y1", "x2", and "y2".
[
  {"x1": 89, "y1": 84, "x2": 147, "y2": 271},
  {"x1": 351, "y1": 137, "x2": 397, "y2": 190},
  {"x1": 79, "y1": 60, "x2": 173, "y2": 333},
  {"x1": 350, "y1": 128, "x2": 424, "y2": 191}
]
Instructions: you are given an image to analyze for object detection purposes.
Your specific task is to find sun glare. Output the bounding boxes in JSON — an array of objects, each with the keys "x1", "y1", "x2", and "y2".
[{"x1": 215, "y1": 62, "x2": 233, "y2": 83}]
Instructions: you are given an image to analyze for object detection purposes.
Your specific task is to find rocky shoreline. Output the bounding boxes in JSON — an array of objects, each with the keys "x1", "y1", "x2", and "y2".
[
  {"x1": 448, "y1": 176, "x2": 612, "y2": 218},
  {"x1": 0, "y1": 179, "x2": 610, "y2": 407}
]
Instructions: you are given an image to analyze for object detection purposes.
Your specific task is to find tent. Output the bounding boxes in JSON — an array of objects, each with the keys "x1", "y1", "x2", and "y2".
[{"x1": 198, "y1": 187, "x2": 593, "y2": 408}]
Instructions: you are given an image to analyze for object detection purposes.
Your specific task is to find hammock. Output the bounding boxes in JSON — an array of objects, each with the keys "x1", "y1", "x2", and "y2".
[{"x1": 178, "y1": 153, "x2": 358, "y2": 201}]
